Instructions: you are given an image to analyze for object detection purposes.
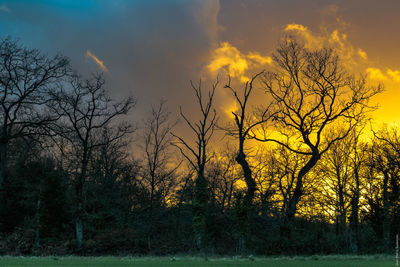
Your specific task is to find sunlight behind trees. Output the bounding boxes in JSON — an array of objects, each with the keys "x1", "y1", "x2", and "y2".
[{"x1": 0, "y1": 14, "x2": 399, "y2": 257}]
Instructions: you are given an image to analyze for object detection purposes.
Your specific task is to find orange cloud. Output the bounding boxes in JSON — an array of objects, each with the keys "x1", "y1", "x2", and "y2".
[
  {"x1": 222, "y1": 101, "x2": 239, "y2": 118},
  {"x1": 284, "y1": 23, "x2": 370, "y2": 70},
  {"x1": 285, "y1": 23, "x2": 308, "y2": 32},
  {"x1": 357, "y1": 49, "x2": 367, "y2": 60},
  {"x1": 284, "y1": 23, "x2": 322, "y2": 49},
  {"x1": 247, "y1": 52, "x2": 273, "y2": 65},
  {"x1": 329, "y1": 30, "x2": 346, "y2": 45},
  {"x1": 366, "y1": 68, "x2": 388, "y2": 81},
  {"x1": 207, "y1": 42, "x2": 271, "y2": 82},
  {"x1": 387, "y1": 69, "x2": 400, "y2": 83},
  {"x1": 86, "y1": 50, "x2": 108, "y2": 72},
  {"x1": 366, "y1": 67, "x2": 400, "y2": 83}
]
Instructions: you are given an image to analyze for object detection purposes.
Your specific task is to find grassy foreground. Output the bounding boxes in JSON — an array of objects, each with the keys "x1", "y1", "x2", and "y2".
[{"x1": 0, "y1": 255, "x2": 396, "y2": 267}]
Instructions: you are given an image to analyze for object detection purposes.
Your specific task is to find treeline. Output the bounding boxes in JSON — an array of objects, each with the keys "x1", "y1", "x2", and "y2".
[{"x1": 0, "y1": 36, "x2": 396, "y2": 256}]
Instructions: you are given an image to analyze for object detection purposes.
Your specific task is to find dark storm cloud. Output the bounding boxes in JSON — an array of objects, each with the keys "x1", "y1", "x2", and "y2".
[{"x1": 0, "y1": 0, "x2": 220, "y2": 120}]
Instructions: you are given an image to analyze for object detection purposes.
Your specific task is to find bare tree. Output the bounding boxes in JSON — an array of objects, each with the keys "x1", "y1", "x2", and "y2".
[
  {"x1": 255, "y1": 38, "x2": 381, "y2": 241},
  {"x1": 0, "y1": 37, "x2": 70, "y2": 189},
  {"x1": 206, "y1": 147, "x2": 239, "y2": 214},
  {"x1": 142, "y1": 100, "x2": 178, "y2": 210},
  {"x1": 348, "y1": 128, "x2": 367, "y2": 253},
  {"x1": 87, "y1": 125, "x2": 134, "y2": 230},
  {"x1": 251, "y1": 147, "x2": 278, "y2": 217},
  {"x1": 172, "y1": 79, "x2": 218, "y2": 250},
  {"x1": 140, "y1": 100, "x2": 179, "y2": 250},
  {"x1": 50, "y1": 74, "x2": 135, "y2": 249},
  {"x1": 223, "y1": 72, "x2": 275, "y2": 252},
  {"x1": 307, "y1": 126, "x2": 367, "y2": 252},
  {"x1": 272, "y1": 144, "x2": 305, "y2": 219},
  {"x1": 370, "y1": 125, "x2": 400, "y2": 251},
  {"x1": 319, "y1": 129, "x2": 353, "y2": 238}
]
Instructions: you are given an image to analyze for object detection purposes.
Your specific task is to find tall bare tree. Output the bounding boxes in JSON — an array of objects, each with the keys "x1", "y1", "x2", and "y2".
[
  {"x1": 172, "y1": 79, "x2": 218, "y2": 250},
  {"x1": 0, "y1": 37, "x2": 69, "y2": 189},
  {"x1": 50, "y1": 74, "x2": 135, "y2": 249},
  {"x1": 206, "y1": 148, "x2": 239, "y2": 214},
  {"x1": 370, "y1": 126, "x2": 400, "y2": 251},
  {"x1": 251, "y1": 147, "x2": 278, "y2": 217},
  {"x1": 142, "y1": 100, "x2": 178, "y2": 210},
  {"x1": 140, "y1": 100, "x2": 179, "y2": 249},
  {"x1": 223, "y1": 72, "x2": 274, "y2": 252},
  {"x1": 319, "y1": 129, "x2": 353, "y2": 238},
  {"x1": 256, "y1": 38, "x2": 382, "y2": 241},
  {"x1": 348, "y1": 128, "x2": 367, "y2": 253}
]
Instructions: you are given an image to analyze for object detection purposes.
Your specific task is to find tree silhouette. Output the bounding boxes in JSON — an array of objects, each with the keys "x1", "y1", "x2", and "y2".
[
  {"x1": 223, "y1": 72, "x2": 275, "y2": 252},
  {"x1": 50, "y1": 74, "x2": 135, "y2": 249},
  {"x1": 370, "y1": 126, "x2": 400, "y2": 251},
  {"x1": 140, "y1": 100, "x2": 179, "y2": 250},
  {"x1": 255, "y1": 38, "x2": 382, "y2": 243},
  {"x1": 0, "y1": 37, "x2": 69, "y2": 190},
  {"x1": 172, "y1": 79, "x2": 218, "y2": 251}
]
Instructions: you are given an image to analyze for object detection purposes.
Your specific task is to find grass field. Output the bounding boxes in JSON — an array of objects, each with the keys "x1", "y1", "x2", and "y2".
[{"x1": 0, "y1": 255, "x2": 397, "y2": 267}]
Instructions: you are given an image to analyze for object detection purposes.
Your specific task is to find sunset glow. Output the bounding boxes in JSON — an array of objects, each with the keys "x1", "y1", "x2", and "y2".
[{"x1": 2, "y1": 0, "x2": 400, "y2": 258}]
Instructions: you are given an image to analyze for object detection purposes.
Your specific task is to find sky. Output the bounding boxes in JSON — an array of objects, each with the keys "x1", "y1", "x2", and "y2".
[{"x1": 1, "y1": 0, "x2": 400, "y2": 142}]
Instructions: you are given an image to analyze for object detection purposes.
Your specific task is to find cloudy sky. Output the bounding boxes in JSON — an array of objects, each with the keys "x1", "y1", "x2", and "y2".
[{"x1": 1, "y1": 0, "x2": 400, "y2": 135}]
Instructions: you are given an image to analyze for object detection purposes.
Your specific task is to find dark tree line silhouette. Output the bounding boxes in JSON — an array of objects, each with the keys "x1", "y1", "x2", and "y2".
[{"x1": 0, "y1": 36, "x2": 397, "y2": 256}]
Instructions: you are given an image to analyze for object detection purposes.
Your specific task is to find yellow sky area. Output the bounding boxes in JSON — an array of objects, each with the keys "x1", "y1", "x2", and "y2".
[
  {"x1": 369, "y1": 85, "x2": 400, "y2": 126},
  {"x1": 86, "y1": 50, "x2": 108, "y2": 72},
  {"x1": 364, "y1": 67, "x2": 400, "y2": 126}
]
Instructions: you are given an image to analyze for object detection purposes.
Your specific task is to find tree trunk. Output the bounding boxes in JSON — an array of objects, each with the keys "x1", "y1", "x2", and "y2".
[
  {"x1": 349, "y1": 167, "x2": 360, "y2": 254},
  {"x1": 34, "y1": 197, "x2": 41, "y2": 249},
  {"x1": 236, "y1": 151, "x2": 256, "y2": 209},
  {"x1": 279, "y1": 217, "x2": 291, "y2": 251},
  {"x1": 238, "y1": 234, "x2": 245, "y2": 254},
  {"x1": 0, "y1": 141, "x2": 7, "y2": 191},
  {"x1": 338, "y1": 184, "x2": 346, "y2": 237},
  {"x1": 75, "y1": 204, "x2": 83, "y2": 250},
  {"x1": 287, "y1": 154, "x2": 319, "y2": 217},
  {"x1": 75, "y1": 155, "x2": 88, "y2": 250},
  {"x1": 283, "y1": 153, "x2": 320, "y2": 244},
  {"x1": 382, "y1": 171, "x2": 390, "y2": 252},
  {"x1": 192, "y1": 173, "x2": 208, "y2": 251},
  {"x1": 147, "y1": 175, "x2": 155, "y2": 251},
  {"x1": 235, "y1": 139, "x2": 256, "y2": 254},
  {"x1": 349, "y1": 194, "x2": 359, "y2": 253}
]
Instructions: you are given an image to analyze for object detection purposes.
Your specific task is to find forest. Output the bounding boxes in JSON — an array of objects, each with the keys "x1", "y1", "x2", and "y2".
[{"x1": 0, "y1": 35, "x2": 397, "y2": 257}]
